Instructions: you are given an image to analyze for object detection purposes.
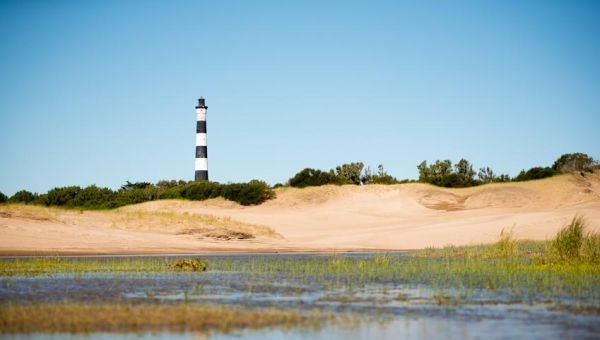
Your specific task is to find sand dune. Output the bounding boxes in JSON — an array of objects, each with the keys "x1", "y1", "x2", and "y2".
[{"x1": 1, "y1": 172, "x2": 599, "y2": 255}]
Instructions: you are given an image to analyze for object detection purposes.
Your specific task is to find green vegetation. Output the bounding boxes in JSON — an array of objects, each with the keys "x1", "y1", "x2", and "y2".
[
  {"x1": 288, "y1": 168, "x2": 344, "y2": 188},
  {"x1": 287, "y1": 152, "x2": 596, "y2": 189},
  {"x1": 513, "y1": 166, "x2": 556, "y2": 182},
  {"x1": 549, "y1": 216, "x2": 600, "y2": 263},
  {"x1": 4, "y1": 152, "x2": 597, "y2": 206},
  {"x1": 0, "y1": 257, "x2": 198, "y2": 276},
  {"x1": 8, "y1": 190, "x2": 37, "y2": 204},
  {"x1": 171, "y1": 259, "x2": 208, "y2": 272},
  {"x1": 288, "y1": 162, "x2": 403, "y2": 188},
  {"x1": 417, "y1": 152, "x2": 597, "y2": 188},
  {"x1": 3, "y1": 179, "x2": 275, "y2": 210},
  {"x1": 553, "y1": 153, "x2": 597, "y2": 173},
  {"x1": 2, "y1": 217, "x2": 598, "y2": 307},
  {"x1": 0, "y1": 303, "x2": 327, "y2": 334},
  {"x1": 416, "y1": 158, "x2": 498, "y2": 187},
  {"x1": 0, "y1": 191, "x2": 6, "y2": 204}
]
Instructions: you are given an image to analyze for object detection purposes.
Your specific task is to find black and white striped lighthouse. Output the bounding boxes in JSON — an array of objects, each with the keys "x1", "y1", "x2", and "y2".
[{"x1": 195, "y1": 97, "x2": 208, "y2": 181}]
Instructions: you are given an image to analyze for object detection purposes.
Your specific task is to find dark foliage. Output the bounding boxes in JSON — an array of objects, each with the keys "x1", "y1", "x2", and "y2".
[
  {"x1": 288, "y1": 162, "x2": 399, "y2": 188},
  {"x1": 45, "y1": 186, "x2": 82, "y2": 207},
  {"x1": 335, "y1": 162, "x2": 365, "y2": 185},
  {"x1": 72, "y1": 185, "x2": 118, "y2": 209},
  {"x1": 120, "y1": 181, "x2": 152, "y2": 190},
  {"x1": 8, "y1": 190, "x2": 38, "y2": 204},
  {"x1": 10, "y1": 178, "x2": 275, "y2": 210},
  {"x1": 362, "y1": 165, "x2": 399, "y2": 184},
  {"x1": 288, "y1": 168, "x2": 343, "y2": 188},
  {"x1": 417, "y1": 159, "x2": 480, "y2": 187},
  {"x1": 514, "y1": 167, "x2": 556, "y2": 182},
  {"x1": 552, "y1": 153, "x2": 597, "y2": 173},
  {"x1": 181, "y1": 182, "x2": 222, "y2": 201},
  {"x1": 221, "y1": 180, "x2": 275, "y2": 206},
  {"x1": 0, "y1": 191, "x2": 7, "y2": 204}
]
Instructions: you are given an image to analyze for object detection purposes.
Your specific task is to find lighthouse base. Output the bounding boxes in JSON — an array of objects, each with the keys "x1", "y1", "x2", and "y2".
[{"x1": 195, "y1": 170, "x2": 209, "y2": 181}]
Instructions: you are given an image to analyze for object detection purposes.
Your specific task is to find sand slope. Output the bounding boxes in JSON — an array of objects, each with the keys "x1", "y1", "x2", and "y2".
[{"x1": 1, "y1": 172, "x2": 599, "y2": 254}]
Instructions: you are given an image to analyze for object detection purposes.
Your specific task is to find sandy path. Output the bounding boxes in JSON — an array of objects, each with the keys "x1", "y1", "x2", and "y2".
[{"x1": 1, "y1": 173, "x2": 599, "y2": 255}]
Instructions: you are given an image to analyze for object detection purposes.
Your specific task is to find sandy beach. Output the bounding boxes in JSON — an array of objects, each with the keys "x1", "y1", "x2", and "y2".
[{"x1": 1, "y1": 172, "x2": 599, "y2": 255}]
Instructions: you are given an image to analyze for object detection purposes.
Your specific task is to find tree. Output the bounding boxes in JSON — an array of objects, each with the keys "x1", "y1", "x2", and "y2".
[
  {"x1": 417, "y1": 161, "x2": 430, "y2": 183},
  {"x1": 366, "y1": 164, "x2": 398, "y2": 184},
  {"x1": 288, "y1": 168, "x2": 341, "y2": 188},
  {"x1": 9, "y1": 190, "x2": 37, "y2": 204},
  {"x1": 335, "y1": 162, "x2": 365, "y2": 185},
  {"x1": 0, "y1": 191, "x2": 7, "y2": 204},
  {"x1": 418, "y1": 159, "x2": 488, "y2": 187},
  {"x1": 514, "y1": 167, "x2": 556, "y2": 182},
  {"x1": 72, "y1": 185, "x2": 117, "y2": 209},
  {"x1": 455, "y1": 159, "x2": 476, "y2": 186},
  {"x1": 478, "y1": 167, "x2": 496, "y2": 183},
  {"x1": 120, "y1": 181, "x2": 152, "y2": 191},
  {"x1": 495, "y1": 174, "x2": 511, "y2": 182},
  {"x1": 552, "y1": 153, "x2": 597, "y2": 173},
  {"x1": 45, "y1": 186, "x2": 81, "y2": 206}
]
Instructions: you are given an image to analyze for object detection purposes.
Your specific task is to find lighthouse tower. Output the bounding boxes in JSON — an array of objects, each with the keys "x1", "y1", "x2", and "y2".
[{"x1": 195, "y1": 97, "x2": 208, "y2": 181}]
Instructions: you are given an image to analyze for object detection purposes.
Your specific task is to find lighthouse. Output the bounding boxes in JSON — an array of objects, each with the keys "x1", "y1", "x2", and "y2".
[{"x1": 195, "y1": 97, "x2": 208, "y2": 181}]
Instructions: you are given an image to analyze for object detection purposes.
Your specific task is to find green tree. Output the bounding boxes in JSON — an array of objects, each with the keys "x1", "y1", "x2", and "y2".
[
  {"x1": 478, "y1": 167, "x2": 496, "y2": 183},
  {"x1": 455, "y1": 159, "x2": 476, "y2": 185},
  {"x1": 365, "y1": 164, "x2": 398, "y2": 184},
  {"x1": 335, "y1": 162, "x2": 365, "y2": 184},
  {"x1": 514, "y1": 167, "x2": 556, "y2": 182},
  {"x1": 9, "y1": 190, "x2": 37, "y2": 204},
  {"x1": 0, "y1": 191, "x2": 7, "y2": 204},
  {"x1": 552, "y1": 153, "x2": 597, "y2": 173},
  {"x1": 72, "y1": 185, "x2": 117, "y2": 209},
  {"x1": 288, "y1": 168, "x2": 341, "y2": 188},
  {"x1": 45, "y1": 186, "x2": 82, "y2": 206}
]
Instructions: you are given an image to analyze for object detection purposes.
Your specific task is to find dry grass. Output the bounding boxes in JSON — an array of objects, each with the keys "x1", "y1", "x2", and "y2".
[
  {"x1": 0, "y1": 204, "x2": 282, "y2": 240},
  {"x1": 0, "y1": 303, "x2": 329, "y2": 334}
]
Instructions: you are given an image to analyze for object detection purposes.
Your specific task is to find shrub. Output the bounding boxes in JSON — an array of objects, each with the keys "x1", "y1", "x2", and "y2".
[
  {"x1": 417, "y1": 159, "x2": 480, "y2": 187},
  {"x1": 551, "y1": 216, "x2": 585, "y2": 261},
  {"x1": 181, "y1": 182, "x2": 222, "y2": 201},
  {"x1": 553, "y1": 153, "x2": 597, "y2": 173},
  {"x1": 171, "y1": 259, "x2": 207, "y2": 272},
  {"x1": 288, "y1": 168, "x2": 342, "y2": 188},
  {"x1": 0, "y1": 191, "x2": 7, "y2": 204},
  {"x1": 363, "y1": 165, "x2": 399, "y2": 184},
  {"x1": 582, "y1": 233, "x2": 600, "y2": 263},
  {"x1": 335, "y1": 162, "x2": 365, "y2": 185},
  {"x1": 9, "y1": 190, "x2": 38, "y2": 204},
  {"x1": 513, "y1": 167, "x2": 556, "y2": 182},
  {"x1": 72, "y1": 185, "x2": 117, "y2": 209},
  {"x1": 114, "y1": 187, "x2": 157, "y2": 207},
  {"x1": 495, "y1": 228, "x2": 517, "y2": 257},
  {"x1": 120, "y1": 181, "x2": 152, "y2": 190},
  {"x1": 45, "y1": 186, "x2": 82, "y2": 206},
  {"x1": 221, "y1": 180, "x2": 275, "y2": 206},
  {"x1": 33, "y1": 194, "x2": 48, "y2": 205}
]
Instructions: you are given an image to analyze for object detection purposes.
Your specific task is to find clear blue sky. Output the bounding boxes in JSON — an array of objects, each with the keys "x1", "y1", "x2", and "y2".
[{"x1": 1, "y1": 1, "x2": 599, "y2": 195}]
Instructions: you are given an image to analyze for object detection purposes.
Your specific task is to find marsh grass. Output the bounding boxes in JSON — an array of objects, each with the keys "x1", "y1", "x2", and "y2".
[
  {"x1": 0, "y1": 303, "x2": 329, "y2": 334},
  {"x1": 1, "y1": 216, "x2": 598, "y2": 308},
  {"x1": 0, "y1": 257, "x2": 185, "y2": 276}
]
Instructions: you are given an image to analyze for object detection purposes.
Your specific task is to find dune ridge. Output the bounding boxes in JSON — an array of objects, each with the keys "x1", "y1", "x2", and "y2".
[{"x1": 1, "y1": 172, "x2": 599, "y2": 255}]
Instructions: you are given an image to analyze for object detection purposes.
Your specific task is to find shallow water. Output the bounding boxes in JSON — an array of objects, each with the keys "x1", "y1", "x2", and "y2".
[{"x1": 2, "y1": 253, "x2": 599, "y2": 339}]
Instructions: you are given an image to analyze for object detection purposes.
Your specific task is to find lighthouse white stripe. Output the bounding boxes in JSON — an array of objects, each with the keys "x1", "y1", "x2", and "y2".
[
  {"x1": 196, "y1": 111, "x2": 206, "y2": 121},
  {"x1": 195, "y1": 158, "x2": 208, "y2": 171},
  {"x1": 195, "y1": 133, "x2": 207, "y2": 146}
]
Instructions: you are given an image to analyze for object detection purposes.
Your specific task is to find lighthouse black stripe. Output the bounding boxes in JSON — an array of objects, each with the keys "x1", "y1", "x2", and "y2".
[
  {"x1": 196, "y1": 121, "x2": 207, "y2": 133},
  {"x1": 195, "y1": 170, "x2": 208, "y2": 181},
  {"x1": 195, "y1": 146, "x2": 208, "y2": 158}
]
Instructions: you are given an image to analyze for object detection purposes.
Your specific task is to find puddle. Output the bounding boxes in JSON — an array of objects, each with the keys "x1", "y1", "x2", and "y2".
[{"x1": 1, "y1": 253, "x2": 599, "y2": 338}]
